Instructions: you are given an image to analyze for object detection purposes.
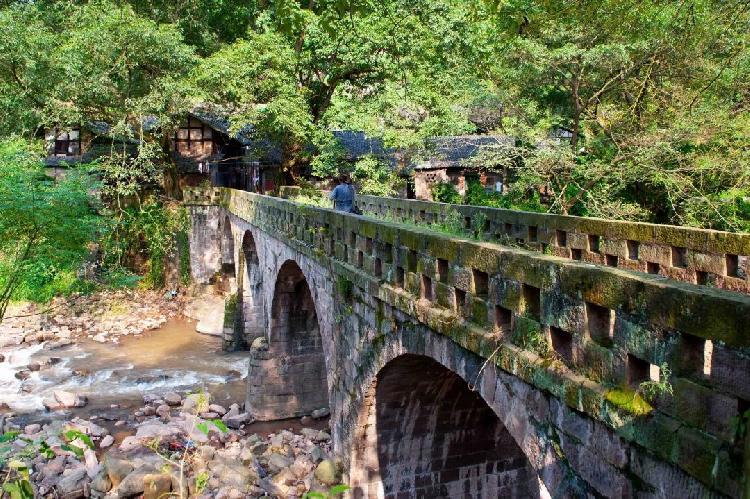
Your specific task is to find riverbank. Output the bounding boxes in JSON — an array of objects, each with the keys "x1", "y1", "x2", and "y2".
[{"x1": 1, "y1": 390, "x2": 336, "y2": 498}]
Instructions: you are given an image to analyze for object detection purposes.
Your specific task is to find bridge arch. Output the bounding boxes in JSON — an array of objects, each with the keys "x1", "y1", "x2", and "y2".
[
  {"x1": 237, "y1": 230, "x2": 264, "y2": 348},
  {"x1": 350, "y1": 353, "x2": 542, "y2": 498},
  {"x1": 247, "y1": 259, "x2": 328, "y2": 420},
  {"x1": 219, "y1": 216, "x2": 235, "y2": 277}
]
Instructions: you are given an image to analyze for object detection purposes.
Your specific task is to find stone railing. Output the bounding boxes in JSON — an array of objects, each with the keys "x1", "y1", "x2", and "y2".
[
  {"x1": 356, "y1": 194, "x2": 750, "y2": 294},
  {"x1": 186, "y1": 187, "x2": 750, "y2": 496}
]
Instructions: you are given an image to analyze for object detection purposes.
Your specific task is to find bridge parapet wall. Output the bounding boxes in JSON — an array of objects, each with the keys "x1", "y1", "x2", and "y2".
[
  {"x1": 357, "y1": 194, "x2": 750, "y2": 295},
  {"x1": 186, "y1": 187, "x2": 750, "y2": 497}
]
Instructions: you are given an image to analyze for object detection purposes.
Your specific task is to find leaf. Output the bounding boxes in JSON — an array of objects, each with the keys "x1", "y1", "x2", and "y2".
[
  {"x1": 329, "y1": 484, "x2": 350, "y2": 496},
  {"x1": 302, "y1": 492, "x2": 326, "y2": 499},
  {"x1": 196, "y1": 422, "x2": 209, "y2": 436},
  {"x1": 211, "y1": 419, "x2": 228, "y2": 433},
  {"x1": 61, "y1": 443, "x2": 84, "y2": 458},
  {"x1": 0, "y1": 431, "x2": 20, "y2": 443}
]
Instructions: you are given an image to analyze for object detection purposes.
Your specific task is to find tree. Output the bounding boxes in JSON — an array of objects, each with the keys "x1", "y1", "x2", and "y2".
[{"x1": 0, "y1": 139, "x2": 102, "y2": 322}]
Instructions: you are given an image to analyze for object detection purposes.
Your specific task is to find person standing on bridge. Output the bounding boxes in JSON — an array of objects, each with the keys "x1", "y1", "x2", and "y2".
[{"x1": 329, "y1": 174, "x2": 357, "y2": 213}]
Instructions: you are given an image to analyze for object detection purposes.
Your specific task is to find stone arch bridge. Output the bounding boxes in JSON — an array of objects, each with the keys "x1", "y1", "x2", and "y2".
[{"x1": 185, "y1": 187, "x2": 750, "y2": 498}]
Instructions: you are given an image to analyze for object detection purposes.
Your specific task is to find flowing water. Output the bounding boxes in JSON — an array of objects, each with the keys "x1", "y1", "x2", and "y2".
[{"x1": 1, "y1": 318, "x2": 249, "y2": 415}]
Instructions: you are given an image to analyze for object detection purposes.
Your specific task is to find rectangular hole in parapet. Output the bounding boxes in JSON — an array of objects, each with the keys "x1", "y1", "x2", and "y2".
[
  {"x1": 494, "y1": 305, "x2": 512, "y2": 332},
  {"x1": 681, "y1": 333, "x2": 712, "y2": 377},
  {"x1": 504, "y1": 223, "x2": 513, "y2": 234},
  {"x1": 437, "y1": 259, "x2": 449, "y2": 283},
  {"x1": 472, "y1": 269, "x2": 489, "y2": 297},
  {"x1": 420, "y1": 274, "x2": 433, "y2": 301},
  {"x1": 671, "y1": 246, "x2": 688, "y2": 268},
  {"x1": 647, "y1": 262, "x2": 660, "y2": 274},
  {"x1": 556, "y1": 230, "x2": 567, "y2": 247},
  {"x1": 605, "y1": 254, "x2": 619, "y2": 267},
  {"x1": 588, "y1": 234, "x2": 600, "y2": 252},
  {"x1": 726, "y1": 254, "x2": 739, "y2": 277},
  {"x1": 357, "y1": 250, "x2": 364, "y2": 268},
  {"x1": 696, "y1": 271, "x2": 709, "y2": 285},
  {"x1": 586, "y1": 302, "x2": 613, "y2": 347},
  {"x1": 483, "y1": 219, "x2": 491, "y2": 232},
  {"x1": 366, "y1": 237, "x2": 374, "y2": 254},
  {"x1": 627, "y1": 354, "x2": 657, "y2": 387},
  {"x1": 550, "y1": 327, "x2": 573, "y2": 364},
  {"x1": 522, "y1": 284, "x2": 541, "y2": 321},
  {"x1": 384, "y1": 243, "x2": 394, "y2": 264},
  {"x1": 528, "y1": 226, "x2": 538, "y2": 243},
  {"x1": 627, "y1": 240, "x2": 640, "y2": 260},
  {"x1": 407, "y1": 249, "x2": 418, "y2": 272},
  {"x1": 571, "y1": 249, "x2": 583, "y2": 261},
  {"x1": 374, "y1": 258, "x2": 382, "y2": 278},
  {"x1": 454, "y1": 288, "x2": 466, "y2": 315},
  {"x1": 419, "y1": 210, "x2": 426, "y2": 221},
  {"x1": 395, "y1": 266, "x2": 405, "y2": 289},
  {"x1": 464, "y1": 216, "x2": 472, "y2": 230},
  {"x1": 349, "y1": 231, "x2": 357, "y2": 246}
]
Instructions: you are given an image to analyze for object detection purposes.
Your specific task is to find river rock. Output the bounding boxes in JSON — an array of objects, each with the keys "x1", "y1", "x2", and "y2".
[
  {"x1": 91, "y1": 469, "x2": 112, "y2": 493},
  {"x1": 100, "y1": 435, "x2": 114, "y2": 448},
  {"x1": 24, "y1": 423, "x2": 41, "y2": 435},
  {"x1": 117, "y1": 470, "x2": 148, "y2": 498},
  {"x1": 155, "y1": 404, "x2": 171, "y2": 418},
  {"x1": 314, "y1": 459, "x2": 339, "y2": 486},
  {"x1": 104, "y1": 455, "x2": 133, "y2": 488},
  {"x1": 84, "y1": 448, "x2": 100, "y2": 478},
  {"x1": 311, "y1": 407, "x2": 330, "y2": 419},
  {"x1": 143, "y1": 473, "x2": 172, "y2": 499},
  {"x1": 14, "y1": 370, "x2": 30, "y2": 380},
  {"x1": 223, "y1": 412, "x2": 251, "y2": 429},
  {"x1": 267, "y1": 453, "x2": 293, "y2": 472},
  {"x1": 54, "y1": 390, "x2": 87, "y2": 408},
  {"x1": 163, "y1": 392, "x2": 182, "y2": 406},
  {"x1": 209, "y1": 404, "x2": 227, "y2": 416},
  {"x1": 56, "y1": 467, "x2": 88, "y2": 498}
]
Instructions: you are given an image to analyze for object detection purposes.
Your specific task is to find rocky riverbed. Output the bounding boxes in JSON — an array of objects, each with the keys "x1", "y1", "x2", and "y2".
[{"x1": 0, "y1": 390, "x2": 337, "y2": 498}]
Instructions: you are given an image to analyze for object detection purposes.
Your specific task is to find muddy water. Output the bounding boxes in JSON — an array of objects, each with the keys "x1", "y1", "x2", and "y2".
[{"x1": 1, "y1": 318, "x2": 248, "y2": 415}]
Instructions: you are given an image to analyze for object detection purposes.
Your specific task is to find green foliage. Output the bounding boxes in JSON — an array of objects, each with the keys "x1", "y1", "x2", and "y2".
[
  {"x1": 302, "y1": 485, "x2": 350, "y2": 499},
  {"x1": 196, "y1": 419, "x2": 228, "y2": 436},
  {"x1": 432, "y1": 183, "x2": 462, "y2": 204},
  {"x1": 0, "y1": 139, "x2": 102, "y2": 321},
  {"x1": 351, "y1": 156, "x2": 403, "y2": 197},
  {"x1": 638, "y1": 363, "x2": 674, "y2": 403},
  {"x1": 60, "y1": 429, "x2": 94, "y2": 459},
  {"x1": 605, "y1": 388, "x2": 653, "y2": 416},
  {"x1": 101, "y1": 199, "x2": 189, "y2": 290},
  {"x1": 512, "y1": 319, "x2": 548, "y2": 356}
]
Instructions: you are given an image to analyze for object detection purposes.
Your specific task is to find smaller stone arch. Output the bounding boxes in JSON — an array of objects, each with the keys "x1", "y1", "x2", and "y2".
[
  {"x1": 237, "y1": 230, "x2": 264, "y2": 349},
  {"x1": 246, "y1": 260, "x2": 328, "y2": 420},
  {"x1": 219, "y1": 216, "x2": 235, "y2": 277}
]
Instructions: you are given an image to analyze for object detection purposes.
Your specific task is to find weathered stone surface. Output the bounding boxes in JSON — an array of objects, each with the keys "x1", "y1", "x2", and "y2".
[{"x1": 183, "y1": 188, "x2": 750, "y2": 497}]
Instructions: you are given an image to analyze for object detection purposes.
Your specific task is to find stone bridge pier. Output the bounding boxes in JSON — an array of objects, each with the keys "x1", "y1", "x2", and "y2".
[{"x1": 187, "y1": 188, "x2": 750, "y2": 498}]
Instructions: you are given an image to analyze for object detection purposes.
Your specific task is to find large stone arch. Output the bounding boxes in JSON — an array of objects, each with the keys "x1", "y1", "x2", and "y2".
[
  {"x1": 352, "y1": 353, "x2": 541, "y2": 498},
  {"x1": 236, "y1": 230, "x2": 264, "y2": 348},
  {"x1": 247, "y1": 259, "x2": 329, "y2": 420},
  {"x1": 346, "y1": 316, "x2": 576, "y2": 499}
]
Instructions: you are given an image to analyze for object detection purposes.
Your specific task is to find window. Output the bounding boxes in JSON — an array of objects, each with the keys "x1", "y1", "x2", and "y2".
[
  {"x1": 171, "y1": 117, "x2": 216, "y2": 157},
  {"x1": 52, "y1": 127, "x2": 81, "y2": 156}
]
